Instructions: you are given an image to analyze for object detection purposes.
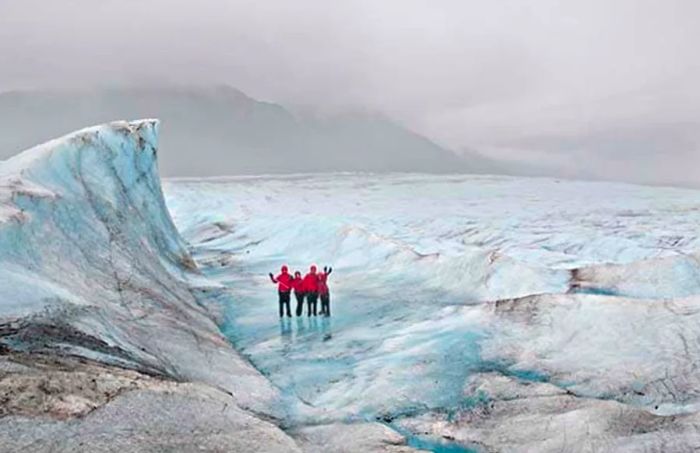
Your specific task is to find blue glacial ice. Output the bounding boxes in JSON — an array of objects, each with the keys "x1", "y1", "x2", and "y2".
[{"x1": 164, "y1": 173, "x2": 700, "y2": 450}]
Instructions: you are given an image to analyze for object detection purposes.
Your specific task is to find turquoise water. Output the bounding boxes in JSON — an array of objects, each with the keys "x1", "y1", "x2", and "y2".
[
  {"x1": 406, "y1": 435, "x2": 477, "y2": 453},
  {"x1": 388, "y1": 423, "x2": 478, "y2": 453}
]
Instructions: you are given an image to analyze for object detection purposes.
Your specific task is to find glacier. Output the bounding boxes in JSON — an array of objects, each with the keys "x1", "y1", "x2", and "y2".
[
  {"x1": 2, "y1": 120, "x2": 700, "y2": 452},
  {"x1": 165, "y1": 173, "x2": 700, "y2": 451}
]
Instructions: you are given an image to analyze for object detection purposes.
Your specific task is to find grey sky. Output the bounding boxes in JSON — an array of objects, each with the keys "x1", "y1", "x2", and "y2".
[{"x1": 1, "y1": 0, "x2": 699, "y2": 186}]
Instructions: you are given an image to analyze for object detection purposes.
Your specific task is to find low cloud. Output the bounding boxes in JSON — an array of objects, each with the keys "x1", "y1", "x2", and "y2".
[{"x1": 1, "y1": 0, "x2": 698, "y2": 186}]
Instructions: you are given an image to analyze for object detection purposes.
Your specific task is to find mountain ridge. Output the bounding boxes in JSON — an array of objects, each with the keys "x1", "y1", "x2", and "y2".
[{"x1": 0, "y1": 85, "x2": 472, "y2": 177}]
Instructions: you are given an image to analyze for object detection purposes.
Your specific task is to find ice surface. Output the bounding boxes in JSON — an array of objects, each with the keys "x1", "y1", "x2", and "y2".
[
  {"x1": 3, "y1": 119, "x2": 698, "y2": 452},
  {"x1": 166, "y1": 174, "x2": 700, "y2": 269},
  {"x1": 571, "y1": 252, "x2": 700, "y2": 298},
  {"x1": 479, "y1": 293, "x2": 700, "y2": 414},
  {"x1": 165, "y1": 173, "x2": 700, "y2": 450},
  {"x1": 396, "y1": 372, "x2": 700, "y2": 452}
]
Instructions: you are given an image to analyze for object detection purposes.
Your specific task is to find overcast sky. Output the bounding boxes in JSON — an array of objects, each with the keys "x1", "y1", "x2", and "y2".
[{"x1": 1, "y1": 0, "x2": 699, "y2": 186}]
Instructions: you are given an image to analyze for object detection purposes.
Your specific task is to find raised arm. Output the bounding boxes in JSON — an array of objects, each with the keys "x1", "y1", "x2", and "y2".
[{"x1": 269, "y1": 273, "x2": 277, "y2": 283}]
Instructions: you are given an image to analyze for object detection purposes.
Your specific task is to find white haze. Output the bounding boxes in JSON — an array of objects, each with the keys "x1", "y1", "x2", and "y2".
[{"x1": 0, "y1": 0, "x2": 699, "y2": 186}]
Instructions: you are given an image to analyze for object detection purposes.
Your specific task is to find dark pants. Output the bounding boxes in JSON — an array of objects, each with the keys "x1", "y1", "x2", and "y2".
[
  {"x1": 294, "y1": 292, "x2": 305, "y2": 316},
  {"x1": 306, "y1": 292, "x2": 318, "y2": 316},
  {"x1": 278, "y1": 291, "x2": 291, "y2": 317},
  {"x1": 320, "y1": 293, "x2": 330, "y2": 316}
]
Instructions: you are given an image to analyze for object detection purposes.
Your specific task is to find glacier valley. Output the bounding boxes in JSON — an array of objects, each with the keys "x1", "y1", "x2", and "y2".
[{"x1": 1, "y1": 121, "x2": 699, "y2": 452}]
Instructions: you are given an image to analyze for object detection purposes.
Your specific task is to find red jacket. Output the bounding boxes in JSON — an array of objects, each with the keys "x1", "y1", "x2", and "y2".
[
  {"x1": 318, "y1": 273, "x2": 329, "y2": 295},
  {"x1": 272, "y1": 272, "x2": 293, "y2": 293},
  {"x1": 303, "y1": 272, "x2": 319, "y2": 293},
  {"x1": 292, "y1": 277, "x2": 305, "y2": 294}
]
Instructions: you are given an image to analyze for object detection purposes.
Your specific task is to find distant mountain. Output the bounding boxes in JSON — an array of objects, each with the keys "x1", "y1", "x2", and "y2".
[
  {"x1": 458, "y1": 148, "x2": 554, "y2": 179},
  {"x1": 0, "y1": 86, "x2": 471, "y2": 177}
]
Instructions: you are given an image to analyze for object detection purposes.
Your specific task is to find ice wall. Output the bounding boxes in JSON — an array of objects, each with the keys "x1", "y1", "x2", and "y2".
[{"x1": 0, "y1": 121, "x2": 279, "y2": 412}]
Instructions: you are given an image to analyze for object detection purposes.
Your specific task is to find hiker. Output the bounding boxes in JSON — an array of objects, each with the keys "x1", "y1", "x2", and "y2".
[
  {"x1": 292, "y1": 270, "x2": 305, "y2": 316},
  {"x1": 303, "y1": 265, "x2": 320, "y2": 316},
  {"x1": 319, "y1": 266, "x2": 333, "y2": 316},
  {"x1": 269, "y1": 265, "x2": 292, "y2": 318}
]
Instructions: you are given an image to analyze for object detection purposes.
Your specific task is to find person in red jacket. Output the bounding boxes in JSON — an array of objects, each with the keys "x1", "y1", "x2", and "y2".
[
  {"x1": 302, "y1": 265, "x2": 320, "y2": 316},
  {"x1": 318, "y1": 266, "x2": 333, "y2": 316},
  {"x1": 269, "y1": 265, "x2": 292, "y2": 317},
  {"x1": 291, "y1": 270, "x2": 305, "y2": 316}
]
